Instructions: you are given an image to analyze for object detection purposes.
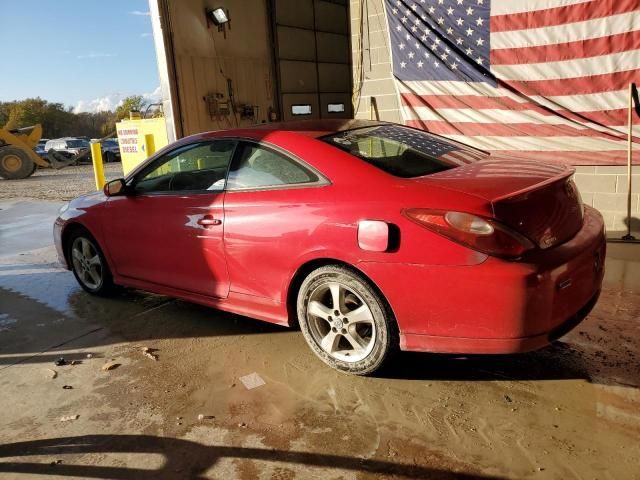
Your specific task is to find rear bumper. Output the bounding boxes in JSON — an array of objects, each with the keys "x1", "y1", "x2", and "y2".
[
  {"x1": 357, "y1": 206, "x2": 606, "y2": 354},
  {"x1": 400, "y1": 288, "x2": 600, "y2": 353}
]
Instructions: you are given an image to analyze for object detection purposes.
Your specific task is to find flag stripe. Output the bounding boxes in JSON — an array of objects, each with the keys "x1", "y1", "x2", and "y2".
[
  {"x1": 492, "y1": 49, "x2": 640, "y2": 81},
  {"x1": 489, "y1": 150, "x2": 636, "y2": 165},
  {"x1": 500, "y1": 69, "x2": 638, "y2": 96},
  {"x1": 402, "y1": 89, "x2": 633, "y2": 115},
  {"x1": 490, "y1": 0, "x2": 592, "y2": 16},
  {"x1": 400, "y1": 91, "x2": 634, "y2": 121},
  {"x1": 407, "y1": 120, "x2": 628, "y2": 139},
  {"x1": 401, "y1": 106, "x2": 635, "y2": 134},
  {"x1": 490, "y1": 10, "x2": 640, "y2": 49},
  {"x1": 491, "y1": 29, "x2": 640, "y2": 65},
  {"x1": 431, "y1": 135, "x2": 629, "y2": 152},
  {"x1": 491, "y1": 0, "x2": 639, "y2": 33}
]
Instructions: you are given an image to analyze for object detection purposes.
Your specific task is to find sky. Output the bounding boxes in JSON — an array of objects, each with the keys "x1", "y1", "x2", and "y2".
[{"x1": 0, "y1": 0, "x2": 161, "y2": 113}]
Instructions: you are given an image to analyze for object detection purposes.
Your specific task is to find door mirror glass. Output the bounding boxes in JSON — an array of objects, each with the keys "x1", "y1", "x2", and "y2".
[{"x1": 104, "y1": 178, "x2": 126, "y2": 197}]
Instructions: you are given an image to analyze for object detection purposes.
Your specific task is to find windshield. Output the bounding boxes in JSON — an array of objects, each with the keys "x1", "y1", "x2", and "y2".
[
  {"x1": 67, "y1": 140, "x2": 89, "y2": 148},
  {"x1": 321, "y1": 125, "x2": 486, "y2": 178}
]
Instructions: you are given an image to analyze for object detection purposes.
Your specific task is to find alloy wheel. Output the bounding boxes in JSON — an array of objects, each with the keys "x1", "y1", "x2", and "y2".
[
  {"x1": 306, "y1": 281, "x2": 376, "y2": 362},
  {"x1": 71, "y1": 237, "x2": 103, "y2": 290}
]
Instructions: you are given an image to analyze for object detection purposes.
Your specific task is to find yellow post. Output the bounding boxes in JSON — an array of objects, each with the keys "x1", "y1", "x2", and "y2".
[
  {"x1": 144, "y1": 134, "x2": 156, "y2": 158},
  {"x1": 90, "y1": 143, "x2": 106, "y2": 191}
]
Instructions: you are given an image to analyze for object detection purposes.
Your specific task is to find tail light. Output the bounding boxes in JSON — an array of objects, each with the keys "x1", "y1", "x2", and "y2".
[{"x1": 403, "y1": 209, "x2": 535, "y2": 259}]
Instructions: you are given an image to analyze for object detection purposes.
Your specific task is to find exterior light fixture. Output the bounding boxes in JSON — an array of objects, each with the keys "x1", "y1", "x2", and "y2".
[{"x1": 208, "y1": 7, "x2": 229, "y2": 26}]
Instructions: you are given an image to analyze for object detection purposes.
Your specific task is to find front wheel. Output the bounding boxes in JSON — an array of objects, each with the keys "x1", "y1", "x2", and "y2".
[
  {"x1": 68, "y1": 230, "x2": 116, "y2": 296},
  {"x1": 0, "y1": 146, "x2": 35, "y2": 179},
  {"x1": 297, "y1": 265, "x2": 397, "y2": 375}
]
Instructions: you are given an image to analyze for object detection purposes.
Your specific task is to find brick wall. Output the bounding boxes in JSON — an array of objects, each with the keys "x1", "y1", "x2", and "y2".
[
  {"x1": 350, "y1": 0, "x2": 639, "y2": 238},
  {"x1": 350, "y1": 0, "x2": 403, "y2": 122},
  {"x1": 574, "y1": 166, "x2": 640, "y2": 237}
]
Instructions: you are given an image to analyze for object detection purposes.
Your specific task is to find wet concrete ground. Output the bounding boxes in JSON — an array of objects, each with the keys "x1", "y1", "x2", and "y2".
[{"x1": 0, "y1": 198, "x2": 639, "y2": 479}]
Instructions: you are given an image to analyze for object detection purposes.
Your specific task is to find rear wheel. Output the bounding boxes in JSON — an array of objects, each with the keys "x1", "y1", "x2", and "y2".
[
  {"x1": 297, "y1": 265, "x2": 397, "y2": 375},
  {"x1": 0, "y1": 146, "x2": 35, "y2": 179},
  {"x1": 67, "y1": 230, "x2": 116, "y2": 296}
]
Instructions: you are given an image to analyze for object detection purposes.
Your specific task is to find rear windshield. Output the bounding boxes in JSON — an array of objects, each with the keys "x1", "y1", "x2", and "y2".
[{"x1": 321, "y1": 125, "x2": 485, "y2": 178}]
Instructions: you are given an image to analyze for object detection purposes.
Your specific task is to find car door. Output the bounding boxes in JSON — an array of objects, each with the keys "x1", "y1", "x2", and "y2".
[
  {"x1": 223, "y1": 140, "x2": 329, "y2": 300},
  {"x1": 103, "y1": 139, "x2": 237, "y2": 298}
]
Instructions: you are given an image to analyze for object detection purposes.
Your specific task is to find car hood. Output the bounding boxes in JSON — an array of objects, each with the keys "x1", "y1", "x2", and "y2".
[{"x1": 69, "y1": 190, "x2": 107, "y2": 209}]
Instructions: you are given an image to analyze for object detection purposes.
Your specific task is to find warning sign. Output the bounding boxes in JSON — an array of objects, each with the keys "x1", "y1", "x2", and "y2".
[{"x1": 116, "y1": 126, "x2": 140, "y2": 154}]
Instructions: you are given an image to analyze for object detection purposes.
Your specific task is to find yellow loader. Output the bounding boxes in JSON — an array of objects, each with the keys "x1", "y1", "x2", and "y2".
[{"x1": 0, "y1": 124, "x2": 85, "y2": 179}]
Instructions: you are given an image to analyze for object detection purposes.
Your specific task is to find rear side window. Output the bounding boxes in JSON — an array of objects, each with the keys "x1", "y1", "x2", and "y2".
[
  {"x1": 226, "y1": 143, "x2": 319, "y2": 190},
  {"x1": 321, "y1": 125, "x2": 486, "y2": 178}
]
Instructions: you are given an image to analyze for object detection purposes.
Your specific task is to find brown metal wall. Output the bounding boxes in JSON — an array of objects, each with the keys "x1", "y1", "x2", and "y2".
[
  {"x1": 273, "y1": 0, "x2": 352, "y2": 121},
  {"x1": 154, "y1": 0, "x2": 353, "y2": 136},
  {"x1": 163, "y1": 0, "x2": 278, "y2": 136}
]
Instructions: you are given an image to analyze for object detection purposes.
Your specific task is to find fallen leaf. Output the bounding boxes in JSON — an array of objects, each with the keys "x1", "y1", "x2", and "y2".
[
  {"x1": 102, "y1": 361, "x2": 120, "y2": 371},
  {"x1": 46, "y1": 369, "x2": 58, "y2": 379},
  {"x1": 60, "y1": 414, "x2": 79, "y2": 422}
]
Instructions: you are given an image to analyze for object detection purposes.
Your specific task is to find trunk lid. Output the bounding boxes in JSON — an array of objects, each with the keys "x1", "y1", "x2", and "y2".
[{"x1": 418, "y1": 158, "x2": 584, "y2": 249}]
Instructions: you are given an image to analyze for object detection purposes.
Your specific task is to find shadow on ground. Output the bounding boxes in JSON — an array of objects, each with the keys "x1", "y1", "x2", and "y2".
[{"x1": 0, "y1": 434, "x2": 502, "y2": 480}]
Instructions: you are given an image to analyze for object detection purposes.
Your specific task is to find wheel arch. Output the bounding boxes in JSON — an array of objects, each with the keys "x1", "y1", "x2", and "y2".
[
  {"x1": 285, "y1": 257, "x2": 398, "y2": 330},
  {"x1": 61, "y1": 222, "x2": 111, "y2": 270}
]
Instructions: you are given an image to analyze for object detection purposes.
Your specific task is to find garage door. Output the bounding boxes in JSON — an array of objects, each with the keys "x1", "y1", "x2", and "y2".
[{"x1": 271, "y1": 0, "x2": 352, "y2": 121}]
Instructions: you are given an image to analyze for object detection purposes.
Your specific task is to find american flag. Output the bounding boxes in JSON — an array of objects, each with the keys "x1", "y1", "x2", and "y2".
[
  {"x1": 386, "y1": 0, "x2": 640, "y2": 165},
  {"x1": 370, "y1": 125, "x2": 486, "y2": 164}
]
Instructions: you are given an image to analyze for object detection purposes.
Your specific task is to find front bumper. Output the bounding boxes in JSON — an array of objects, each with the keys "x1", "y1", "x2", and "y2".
[
  {"x1": 53, "y1": 219, "x2": 69, "y2": 269},
  {"x1": 358, "y1": 206, "x2": 606, "y2": 354}
]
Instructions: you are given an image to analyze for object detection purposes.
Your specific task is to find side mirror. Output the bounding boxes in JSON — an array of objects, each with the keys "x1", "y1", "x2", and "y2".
[{"x1": 104, "y1": 178, "x2": 127, "y2": 197}]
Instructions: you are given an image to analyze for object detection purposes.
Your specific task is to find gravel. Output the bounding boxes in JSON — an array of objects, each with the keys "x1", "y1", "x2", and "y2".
[{"x1": 0, "y1": 164, "x2": 124, "y2": 201}]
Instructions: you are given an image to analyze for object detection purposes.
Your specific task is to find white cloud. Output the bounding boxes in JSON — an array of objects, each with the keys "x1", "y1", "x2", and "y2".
[
  {"x1": 77, "y1": 52, "x2": 117, "y2": 59},
  {"x1": 140, "y1": 32, "x2": 153, "y2": 38},
  {"x1": 143, "y1": 86, "x2": 162, "y2": 103},
  {"x1": 74, "y1": 87, "x2": 161, "y2": 114},
  {"x1": 129, "y1": 10, "x2": 150, "y2": 16},
  {"x1": 74, "y1": 94, "x2": 125, "y2": 113}
]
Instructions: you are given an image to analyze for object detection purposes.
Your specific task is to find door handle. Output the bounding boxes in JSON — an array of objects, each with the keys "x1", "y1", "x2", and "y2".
[{"x1": 197, "y1": 216, "x2": 222, "y2": 227}]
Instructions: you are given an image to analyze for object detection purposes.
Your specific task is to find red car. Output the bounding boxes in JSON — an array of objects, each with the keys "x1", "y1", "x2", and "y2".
[{"x1": 54, "y1": 120, "x2": 605, "y2": 374}]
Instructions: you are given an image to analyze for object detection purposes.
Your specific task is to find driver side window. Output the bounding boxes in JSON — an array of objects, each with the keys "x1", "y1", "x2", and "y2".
[{"x1": 134, "y1": 140, "x2": 237, "y2": 194}]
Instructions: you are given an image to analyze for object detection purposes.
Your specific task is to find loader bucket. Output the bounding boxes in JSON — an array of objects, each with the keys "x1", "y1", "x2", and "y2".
[{"x1": 47, "y1": 149, "x2": 81, "y2": 169}]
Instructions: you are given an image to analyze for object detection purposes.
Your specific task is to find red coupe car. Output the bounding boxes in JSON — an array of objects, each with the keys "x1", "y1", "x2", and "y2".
[{"x1": 54, "y1": 120, "x2": 605, "y2": 374}]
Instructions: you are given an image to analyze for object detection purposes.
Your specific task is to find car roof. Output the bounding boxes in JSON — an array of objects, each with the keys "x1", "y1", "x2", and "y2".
[
  {"x1": 250, "y1": 119, "x2": 391, "y2": 138},
  {"x1": 192, "y1": 120, "x2": 392, "y2": 143}
]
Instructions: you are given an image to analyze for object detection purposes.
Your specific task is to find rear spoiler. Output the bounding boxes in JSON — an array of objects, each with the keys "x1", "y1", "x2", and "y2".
[{"x1": 491, "y1": 167, "x2": 575, "y2": 203}]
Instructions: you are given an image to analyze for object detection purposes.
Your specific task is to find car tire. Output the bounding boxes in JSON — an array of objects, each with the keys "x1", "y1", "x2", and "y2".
[
  {"x1": 67, "y1": 229, "x2": 116, "y2": 296},
  {"x1": 0, "y1": 146, "x2": 35, "y2": 180},
  {"x1": 297, "y1": 265, "x2": 398, "y2": 375}
]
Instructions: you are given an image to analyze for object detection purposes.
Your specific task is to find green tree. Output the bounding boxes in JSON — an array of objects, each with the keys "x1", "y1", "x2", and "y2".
[
  {"x1": 115, "y1": 95, "x2": 146, "y2": 121},
  {"x1": 1, "y1": 94, "x2": 153, "y2": 139},
  {"x1": 0, "y1": 101, "x2": 15, "y2": 128}
]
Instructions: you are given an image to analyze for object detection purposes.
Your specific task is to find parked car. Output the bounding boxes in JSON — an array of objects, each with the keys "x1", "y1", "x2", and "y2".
[
  {"x1": 53, "y1": 120, "x2": 605, "y2": 375},
  {"x1": 34, "y1": 139, "x2": 50, "y2": 159},
  {"x1": 101, "y1": 138, "x2": 121, "y2": 163},
  {"x1": 45, "y1": 137, "x2": 91, "y2": 162}
]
